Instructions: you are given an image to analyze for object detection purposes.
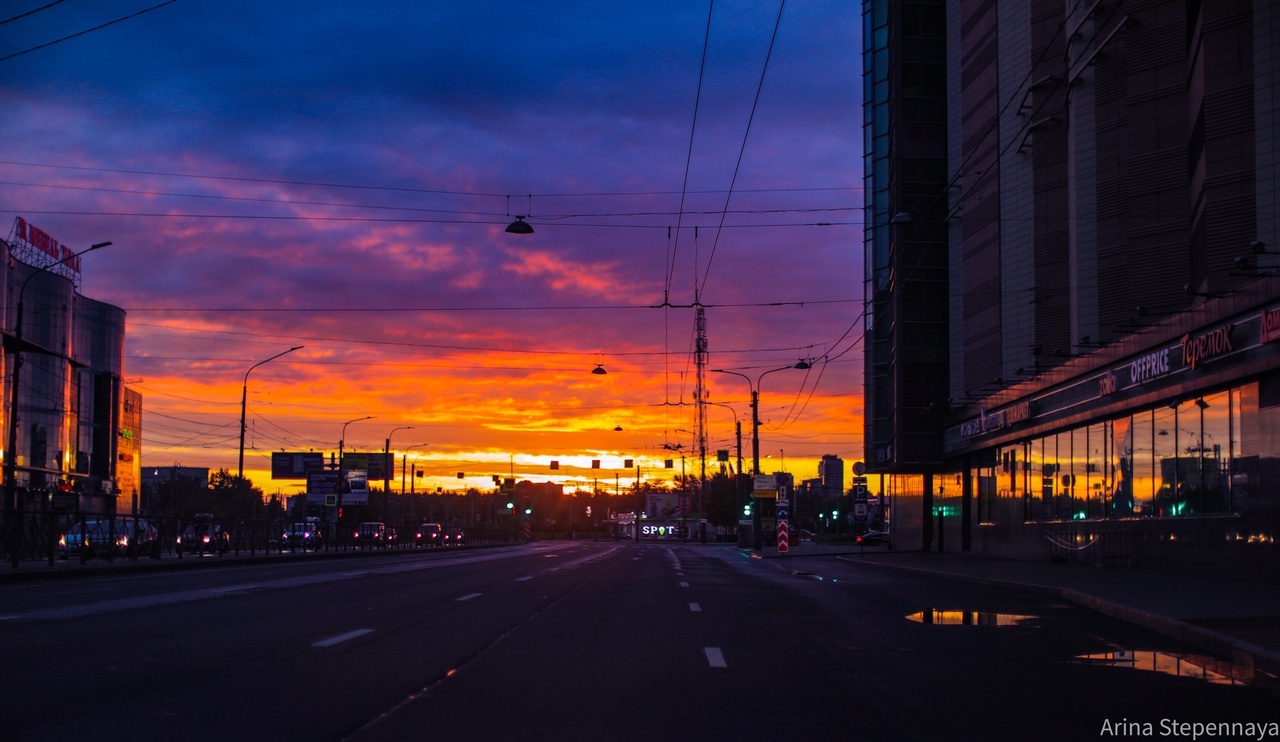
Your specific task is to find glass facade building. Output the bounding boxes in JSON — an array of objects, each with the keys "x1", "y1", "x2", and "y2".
[
  {"x1": 3, "y1": 221, "x2": 133, "y2": 516},
  {"x1": 863, "y1": 0, "x2": 1280, "y2": 574}
]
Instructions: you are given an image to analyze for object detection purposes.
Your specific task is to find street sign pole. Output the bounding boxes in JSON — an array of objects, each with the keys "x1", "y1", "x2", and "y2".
[{"x1": 776, "y1": 497, "x2": 790, "y2": 554}]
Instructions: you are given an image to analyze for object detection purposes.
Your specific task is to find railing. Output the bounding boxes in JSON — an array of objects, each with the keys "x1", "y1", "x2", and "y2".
[{"x1": 0, "y1": 508, "x2": 523, "y2": 569}]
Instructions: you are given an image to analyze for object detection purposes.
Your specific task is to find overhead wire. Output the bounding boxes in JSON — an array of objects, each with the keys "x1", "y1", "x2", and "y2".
[{"x1": 0, "y1": 0, "x2": 180, "y2": 63}]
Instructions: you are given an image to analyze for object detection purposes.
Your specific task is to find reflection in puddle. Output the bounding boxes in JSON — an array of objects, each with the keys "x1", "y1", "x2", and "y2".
[
  {"x1": 906, "y1": 609, "x2": 1037, "y2": 626},
  {"x1": 1074, "y1": 650, "x2": 1279, "y2": 690}
]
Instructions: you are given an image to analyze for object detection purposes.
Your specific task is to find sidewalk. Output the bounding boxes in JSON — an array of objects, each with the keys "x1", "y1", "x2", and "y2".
[{"x1": 826, "y1": 547, "x2": 1280, "y2": 678}]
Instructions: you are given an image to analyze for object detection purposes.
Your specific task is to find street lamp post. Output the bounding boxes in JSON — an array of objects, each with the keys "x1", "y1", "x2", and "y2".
[
  {"x1": 383, "y1": 426, "x2": 413, "y2": 520},
  {"x1": 711, "y1": 361, "x2": 810, "y2": 549},
  {"x1": 401, "y1": 443, "x2": 429, "y2": 496},
  {"x1": 337, "y1": 416, "x2": 374, "y2": 527},
  {"x1": 237, "y1": 346, "x2": 303, "y2": 480},
  {"x1": 5, "y1": 240, "x2": 111, "y2": 568},
  {"x1": 704, "y1": 400, "x2": 743, "y2": 533}
]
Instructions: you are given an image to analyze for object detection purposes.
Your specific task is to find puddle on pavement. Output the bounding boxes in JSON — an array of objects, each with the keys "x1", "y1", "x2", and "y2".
[
  {"x1": 906, "y1": 609, "x2": 1038, "y2": 626},
  {"x1": 1074, "y1": 650, "x2": 1280, "y2": 691}
]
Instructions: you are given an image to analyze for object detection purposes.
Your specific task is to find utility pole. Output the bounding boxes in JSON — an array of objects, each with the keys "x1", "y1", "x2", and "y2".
[{"x1": 694, "y1": 304, "x2": 708, "y2": 520}]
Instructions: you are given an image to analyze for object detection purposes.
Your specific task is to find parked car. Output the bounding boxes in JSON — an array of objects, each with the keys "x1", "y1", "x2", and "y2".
[
  {"x1": 856, "y1": 529, "x2": 889, "y2": 546},
  {"x1": 354, "y1": 521, "x2": 388, "y2": 549},
  {"x1": 443, "y1": 527, "x2": 466, "y2": 546},
  {"x1": 415, "y1": 522, "x2": 443, "y2": 547},
  {"x1": 280, "y1": 521, "x2": 324, "y2": 551},
  {"x1": 59, "y1": 517, "x2": 159, "y2": 560},
  {"x1": 177, "y1": 515, "x2": 230, "y2": 556}
]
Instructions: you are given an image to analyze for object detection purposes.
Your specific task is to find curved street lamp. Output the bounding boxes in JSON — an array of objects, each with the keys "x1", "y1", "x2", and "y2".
[
  {"x1": 382, "y1": 426, "x2": 414, "y2": 517},
  {"x1": 711, "y1": 360, "x2": 810, "y2": 549},
  {"x1": 237, "y1": 346, "x2": 303, "y2": 479},
  {"x1": 337, "y1": 416, "x2": 375, "y2": 519},
  {"x1": 5, "y1": 240, "x2": 111, "y2": 567}
]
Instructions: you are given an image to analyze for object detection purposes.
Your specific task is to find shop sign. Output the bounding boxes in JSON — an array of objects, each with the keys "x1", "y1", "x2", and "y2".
[
  {"x1": 1181, "y1": 324, "x2": 1235, "y2": 370},
  {"x1": 1262, "y1": 307, "x2": 1280, "y2": 345},
  {"x1": 1129, "y1": 347, "x2": 1171, "y2": 384},
  {"x1": 1004, "y1": 400, "x2": 1031, "y2": 425},
  {"x1": 961, "y1": 408, "x2": 1004, "y2": 438},
  {"x1": 1099, "y1": 370, "x2": 1120, "y2": 397}
]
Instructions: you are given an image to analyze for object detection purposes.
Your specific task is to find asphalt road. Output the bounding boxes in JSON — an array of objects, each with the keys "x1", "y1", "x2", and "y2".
[{"x1": 0, "y1": 541, "x2": 1275, "y2": 741}]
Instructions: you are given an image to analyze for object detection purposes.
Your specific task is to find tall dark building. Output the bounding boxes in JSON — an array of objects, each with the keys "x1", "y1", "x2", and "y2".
[
  {"x1": 819, "y1": 454, "x2": 845, "y2": 497},
  {"x1": 863, "y1": 0, "x2": 1280, "y2": 573}
]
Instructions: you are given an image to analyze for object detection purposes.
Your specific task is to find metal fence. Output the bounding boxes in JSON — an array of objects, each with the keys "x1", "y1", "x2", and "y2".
[{"x1": 0, "y1": 508, "x2": 523, "y2": 568}]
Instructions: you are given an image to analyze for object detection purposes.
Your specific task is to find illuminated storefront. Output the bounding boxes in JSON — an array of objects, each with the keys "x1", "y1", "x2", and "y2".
[{"x1": 930, "y1": 277, "x2": 1280, "y2": 572}]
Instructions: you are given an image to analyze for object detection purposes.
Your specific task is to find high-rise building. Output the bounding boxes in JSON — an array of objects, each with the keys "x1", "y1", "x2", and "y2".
[
  {"x1": 819, "y1": 454, "x2": 845, "y2": 497},
  {"x1": 863, "y1": 0, "x2": 1280, "y2": 573}
]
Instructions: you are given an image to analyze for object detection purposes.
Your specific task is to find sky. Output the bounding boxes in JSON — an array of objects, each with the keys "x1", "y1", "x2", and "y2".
[{"x1": 0, "y1": 0, "x2": 863, "y2": 498}]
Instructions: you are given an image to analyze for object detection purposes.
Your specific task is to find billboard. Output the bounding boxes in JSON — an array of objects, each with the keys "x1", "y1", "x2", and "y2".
[
  {"x1": 342, "y1": 452, "x2": 394, "y2": 480},
  {"x1": 305, "y1": 469, "x2": 370, "y2": 505},
  {"x1": 272, "y1": 451, "x2": 325, "y2": 480}
]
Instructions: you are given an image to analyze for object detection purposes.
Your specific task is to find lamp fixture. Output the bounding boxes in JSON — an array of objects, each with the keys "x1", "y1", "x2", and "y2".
[
  {"x1": 505, "y1": 216, "x2": 534, "y2": 235},
  {"x1": 591, "y1": 364, "x2": 607, "y2": 375}
]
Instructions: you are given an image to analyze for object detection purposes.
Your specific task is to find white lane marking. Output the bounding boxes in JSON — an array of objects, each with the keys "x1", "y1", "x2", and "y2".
[
  {"x1": 456, "y1": 593, "x2": 483, "y2": 602},
  {"x1": 689, "y1": 603, "x2": 701, "y2": 612},
  {"x1": 313, "y1": 628, "x2": 374, "y2": 647},
  {"x1": 515, "y1": 576, "x2": 534, "y2": 582},
  {"x1": 212, "y1": 584, "x2": 258, "y2": 593},
  {"x1": 679, "y1": 581, "x2": 689, "y2": 587},
  {"x1": 704, "y1": 647, "x2": 727, "y2": 668},
  {"x1": 2, "y1": 544, "x2": 582, "y2": 622}
]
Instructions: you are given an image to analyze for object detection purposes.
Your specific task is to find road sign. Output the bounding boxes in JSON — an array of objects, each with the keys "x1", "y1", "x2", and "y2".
[
  {"x1": 777, "y1": 521, "x2": 789, "y2": 553},
  {"x1": 776, "y1": 503, "x2": 790, "y2": 521},
  {"x1": 854, "y1": 461, "x2": 866, "y2": 476}
]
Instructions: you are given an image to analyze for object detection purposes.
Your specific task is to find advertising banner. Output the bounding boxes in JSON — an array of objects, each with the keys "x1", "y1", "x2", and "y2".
[
  {"x1": 342, "y1": 452, "x2": 394, "y2": 480},
  {"x1": 272, "y1": 451, "x2": 324, "y2": 480}
]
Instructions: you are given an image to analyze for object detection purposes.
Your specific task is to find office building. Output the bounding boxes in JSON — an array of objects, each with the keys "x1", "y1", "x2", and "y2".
[
  {"x1": 863, "y1": 0, "x2": 1280, "y2": 573},
  {"x1": 3, "y1": 217, "x2": 133, "y2": 517}
]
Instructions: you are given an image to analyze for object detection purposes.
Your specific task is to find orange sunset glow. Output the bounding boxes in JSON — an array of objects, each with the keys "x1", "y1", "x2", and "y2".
[{"x1": 0, "y1": 1, "x2": 863, "y2": 501}]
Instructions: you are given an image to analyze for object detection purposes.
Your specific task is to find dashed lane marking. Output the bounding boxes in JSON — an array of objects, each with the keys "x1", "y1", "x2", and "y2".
[
  {"x1": 456, "y1": 593, "x2": 483, "y2": 602},
  {"x1": 313, "y1": 629, "x2": 375, "y2": 647},
  {"x1": 689, "y1": 603, "x2": 701, "y2": 612},
  {"x1": 704, "y1": 647, "x2": 727, "y2": 668}
]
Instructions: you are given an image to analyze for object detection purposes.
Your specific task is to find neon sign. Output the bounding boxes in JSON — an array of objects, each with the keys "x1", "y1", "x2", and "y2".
[{"x1": 13, "y1": 217, "x2": 84, "y2": 273}]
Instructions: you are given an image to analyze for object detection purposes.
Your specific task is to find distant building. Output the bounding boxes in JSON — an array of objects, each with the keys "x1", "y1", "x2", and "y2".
[
  {"x1": 819, "y1": 454, "x2": 844, "y2": 497},
  {"x1": 863, "y1": 0, "x2": 1280, "y2": 573}
]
